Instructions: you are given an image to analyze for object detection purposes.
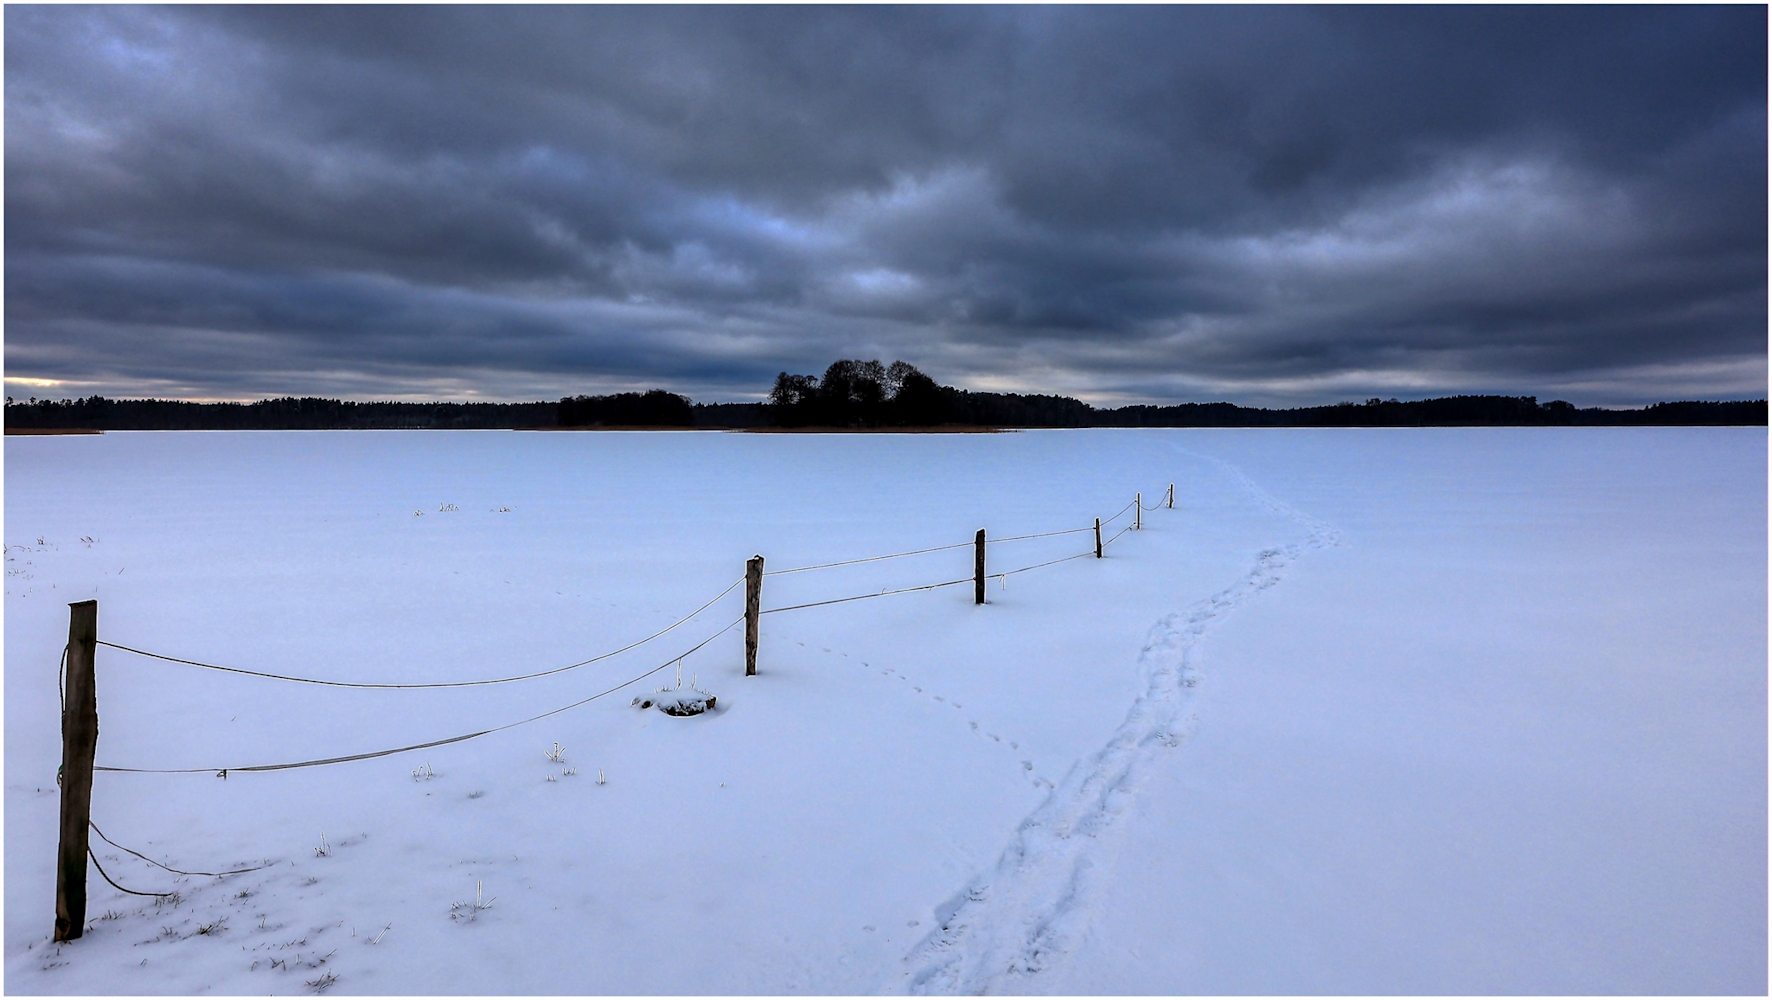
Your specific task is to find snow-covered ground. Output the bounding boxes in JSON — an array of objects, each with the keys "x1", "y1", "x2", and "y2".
[{"x1": 4, "y1": 427, "x2": 1764, "y2": 995}]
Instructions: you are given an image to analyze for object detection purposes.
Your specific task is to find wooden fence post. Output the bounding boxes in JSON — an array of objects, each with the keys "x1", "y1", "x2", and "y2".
[
  {"x1": 1135, "y1": 494, "x2": 1142, "y2": 530},
  {"x1": 1094, "y1": 517, "x2": 1102, "y2": 558},
  {"x1": 744, "y1": 556, "x2": 763, "y2": 676},
  {"x1": 55, "y1": 600, "x2": 98, "y2": 943},
  {"x1": 1168, "y1": 483, "x2": 1174, "y2": 509},
  {"x1": 974, "y1": 529, "x2": 986, "y2": 605}
]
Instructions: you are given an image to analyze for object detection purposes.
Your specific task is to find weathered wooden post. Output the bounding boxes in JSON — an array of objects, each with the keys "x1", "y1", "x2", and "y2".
[
  {"x1": 1135, "y1": 493, "x2": 1142, "y2": 530},
  {"x1": 1167, "y1": 483, "x2": 1174, "y2": 509},
  {"x1": 1094, "y1": 517, "x2": 1102, "y2": 558},
  {"x1": 974, "y1": 529, "x2": 986, "y2": 605},
  {"x1": 744, "y1": 556, "x2": 763, "y2": 676},
  {"x1": 55, "y1": 600, "x2": 98, "y2": 943}
]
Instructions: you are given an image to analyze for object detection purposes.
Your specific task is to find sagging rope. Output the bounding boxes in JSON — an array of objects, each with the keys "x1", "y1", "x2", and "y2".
[
  {"x1": 96, "y1": 577, "x2": 745, "y2": 690},
  {"x1": 761, "y1": 578, "x2": 973, "y2": 615},
  {"x1": 765, "y1": 526, "x2": 1086, "y2": 577},
  {"x1": 758, "y1": 490, "x2": 1168, "y2": 616},
  {"x1": 763, "y1": 542, "x2": 1113, "y2": 617},
  {"x1": 999, "y1": 550, "x2": 1096, "y2": 577},
  {"x1": 84, "y1": 822, "x2": 273, "y2": 899},
  {"x1": 766, "y1": 490, "x2": 1158, "y2": 579},
  {"x1": 766, "y1": 541, "x2": 974, "y2": 576},
  {"x1": 89, "y1": 821, "x2": 270, "y2": 878},
  {"x1": 89, "y1": 849, "x2": 174, "y2": 898},
  {"x1": 94, "y1": 617, "x2": 742, "y2": 776},
  {"x1": 990, "y1": 526, "x2": 1094, "y2": 544},
  {"x1": 1100, "y1": 500, "x2": 1138, "y2": 527}
]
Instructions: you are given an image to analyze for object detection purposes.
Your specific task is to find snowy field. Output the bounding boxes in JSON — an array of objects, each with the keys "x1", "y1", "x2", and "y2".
[{"x1": 4, "y1": 427, "x2": 1765, "y2": 995}]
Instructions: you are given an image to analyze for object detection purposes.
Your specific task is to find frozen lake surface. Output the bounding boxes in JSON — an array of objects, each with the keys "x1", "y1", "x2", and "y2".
[{"x1": 4, "y1": 427, "x2": 1765, "y2": 994}]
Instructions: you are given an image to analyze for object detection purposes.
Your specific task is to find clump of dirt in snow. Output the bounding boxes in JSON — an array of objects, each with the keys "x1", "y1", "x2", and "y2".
[{"x1": 631, "y1": 688, "x2": 716, "y2": 716}]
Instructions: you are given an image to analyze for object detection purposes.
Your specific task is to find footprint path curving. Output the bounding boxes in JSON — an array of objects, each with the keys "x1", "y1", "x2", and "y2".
[{"x1": 898, "y1": 456, "x2": 1338, "y2": 995}]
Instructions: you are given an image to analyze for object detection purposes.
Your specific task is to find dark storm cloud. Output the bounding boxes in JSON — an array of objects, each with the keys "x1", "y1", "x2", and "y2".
[{"x1": 5, "y1": 5, "x2": 1765, "y2": 405}]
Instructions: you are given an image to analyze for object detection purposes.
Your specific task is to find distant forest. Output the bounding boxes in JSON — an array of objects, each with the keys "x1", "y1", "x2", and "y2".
[{"x1": 5, "y1": 360, "x2": 1765, "y2": 430}]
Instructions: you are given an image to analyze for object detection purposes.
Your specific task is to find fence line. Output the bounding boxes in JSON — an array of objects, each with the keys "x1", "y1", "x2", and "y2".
[{"x1": 53, "y1": 481, "x2": 1180, "y2": 940}]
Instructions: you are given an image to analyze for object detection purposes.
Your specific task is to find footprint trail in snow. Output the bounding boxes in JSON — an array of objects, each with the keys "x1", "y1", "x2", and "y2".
[{"x1": 898, "y1": 456, "x2": 1337, "y2": 995}]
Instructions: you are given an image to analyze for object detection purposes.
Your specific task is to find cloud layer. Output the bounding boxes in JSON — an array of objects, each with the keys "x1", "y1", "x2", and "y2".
[{"x1": 5, "y1": 6, "x2": 1765, "y2": 404}]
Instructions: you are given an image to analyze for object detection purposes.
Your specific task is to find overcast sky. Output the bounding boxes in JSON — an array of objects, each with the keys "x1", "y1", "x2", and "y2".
[{"x1": 5, "y1": 5, "x2": 1766, "y2": 406}]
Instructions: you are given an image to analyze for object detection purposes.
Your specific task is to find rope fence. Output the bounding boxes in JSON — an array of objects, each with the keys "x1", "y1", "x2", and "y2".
[{"x1": 45, "y1": 480, "x2": 1178, "y2": 940}]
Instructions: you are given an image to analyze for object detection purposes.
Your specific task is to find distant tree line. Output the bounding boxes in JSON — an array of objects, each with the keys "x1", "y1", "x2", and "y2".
[
  {"x1": 1094, "y1": 395, "x2": 1770, "y2": 427},
  {"x1": 759, "y1": 361, "x2": 1766, "y2": 427},
  {"x1": 557, "y1": 390, "x2": 693, "y2": 427},
  {"x1": 0, "y1": 395, "x2": 557, "y2": 430},
  {"x1": 5, "y1": 374, "x2": 1764, "y2": 432}
]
